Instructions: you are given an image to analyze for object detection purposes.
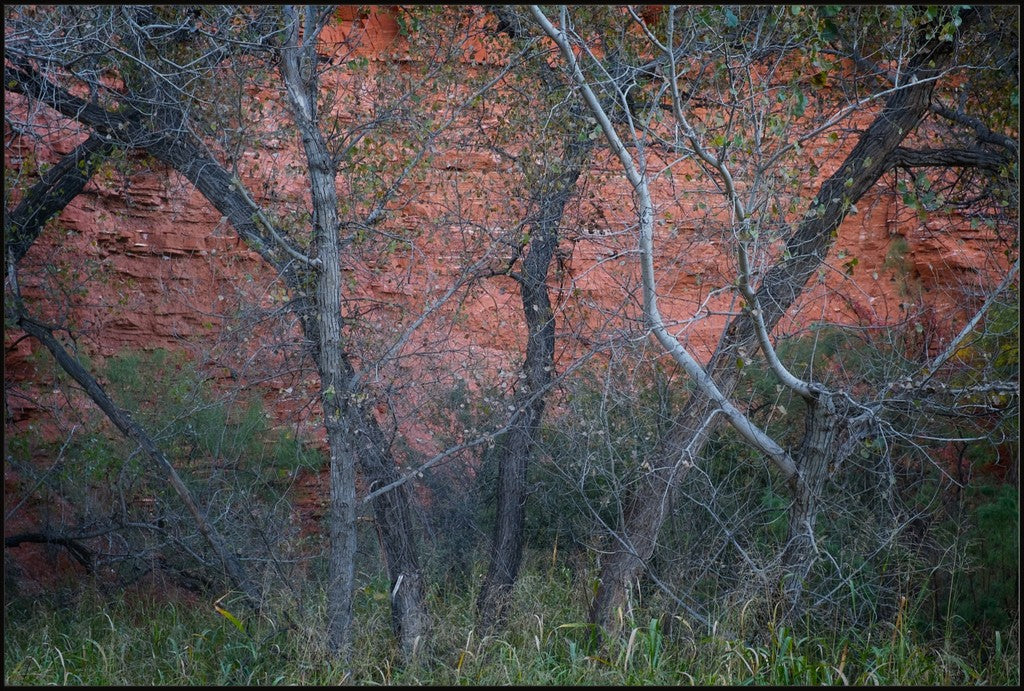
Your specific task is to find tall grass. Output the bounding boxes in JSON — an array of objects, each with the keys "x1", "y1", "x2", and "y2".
[{"x1": 4, "y1": 558, "x2": 1018, "y2": 686}]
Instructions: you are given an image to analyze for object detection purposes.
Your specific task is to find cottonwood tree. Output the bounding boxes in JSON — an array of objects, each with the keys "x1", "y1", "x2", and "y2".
[
  {"x1": 463, "y1": 7, "x2": 603, "y2": 629},
  {"x1": 4, "y1": 4, "x2": 514, "y2": 657},
  {"x1": 531, "y1": 4, "x2": 1018, "y2": 631}
]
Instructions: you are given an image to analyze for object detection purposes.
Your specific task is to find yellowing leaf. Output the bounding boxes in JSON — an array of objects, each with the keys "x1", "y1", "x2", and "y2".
[{"x1": 215, "y1": 605, "x2": 245, "y2": 633}]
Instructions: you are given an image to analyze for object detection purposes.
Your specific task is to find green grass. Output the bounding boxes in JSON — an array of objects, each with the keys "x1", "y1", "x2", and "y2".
[{"x1": 4, "y1": 565, "x2": 1018, "y2": 686}]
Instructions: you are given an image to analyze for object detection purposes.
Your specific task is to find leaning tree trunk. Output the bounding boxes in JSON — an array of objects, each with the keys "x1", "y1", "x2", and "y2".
[
  {"x1": 589, "y1": 21, "x2": 966, "y2": 632},
  {"x1": 5, "y1": 133, "x2": 261, "y2": 611},
  {"x1": 13, "y1": 312, "x2": 262, "y2": 608},
  {"x1": 5, "y1": 132, "x2": 114, "y2": 268},
  {"x1": 589, "y1": 371, "x2": 735, "y2": 629},
  {"x1": 475, "y1": 135, "x2": 592, "y2": 630}
]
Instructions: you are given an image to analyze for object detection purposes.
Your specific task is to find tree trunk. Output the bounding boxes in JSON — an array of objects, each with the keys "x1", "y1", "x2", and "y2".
[
  {"x1": 280, "y1": 9, "x2": 359, "y2": 656},
  {"x1": 476, "y1": 136, "x2": 591, "y2": 630},
  {"x1": 349, "y1": 403, "x2": 429, "y2": 659},
  {"x1": 5, "y1": 132, "x2": 114, "y2": 267},
  {"x1": 779, "y1": 394, "x2": 839, "y2": 622},
  {"x1": 3, "y1": 60, "x2": 312, "y2": 295},
  {"x1": 588, "y1": 21, "x2": 966, "y2": 631},
  {"x1": 5, "y1": 132, "x2": 260, "y2": 610},
  {"x1": 589, "y1": 373, "x2": 733, "y2": 630},
  {"x1": 8, "y1": 51, "x2": 431, "y2": 656},
  {"x1": 4, "y1": 532, "x2": 94, "y2": 571}
]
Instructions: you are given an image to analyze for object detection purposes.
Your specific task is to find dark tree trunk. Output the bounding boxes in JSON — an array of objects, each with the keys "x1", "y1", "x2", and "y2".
[
  {"x1": 590, "y1": 372, "x2": 735, "y2": 629},
  {"x1": 349, "y1": 402, "x2": 430, "y2": 658},
  {"x1": 5, "y1": 132, "x2": 114, "y2": 267},
  {"x1": 589, "y1": 20, "x2": 967, "y2": 632},
  {"x1": 4, "y1": 127, "x2": 260, "y2": 610},
  {"x1": 13, "y1": 313, "x2": 261, "y2": 607},
  {"x1": 5, "y1": 532, "x2": 94, "y2": 571},
  {"x1": 4, "y1": 60, "x2": 311, "y2": 295},
  {"x1": 475, "y1": 137, "x2": 591, "y2": 630}
]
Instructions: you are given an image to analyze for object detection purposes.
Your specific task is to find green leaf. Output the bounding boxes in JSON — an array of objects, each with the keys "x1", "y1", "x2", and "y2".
[
  {"x1": 792, "y1": 88, "x2": 807, "y2": 117},
  {"x1": 819, "y1": 19, "x2": 839, "y2": 42},
  {"x1": 215, "y1": 605, "x2": 245, "y2": 634},
  {"x1": 724, "y1": 8, "x2": 738, "y2": 27}
]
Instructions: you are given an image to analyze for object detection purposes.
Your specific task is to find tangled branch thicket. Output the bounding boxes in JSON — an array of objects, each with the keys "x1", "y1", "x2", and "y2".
[{"x1": 4, "y1": 4, "x2": 1018, "y2": 670}]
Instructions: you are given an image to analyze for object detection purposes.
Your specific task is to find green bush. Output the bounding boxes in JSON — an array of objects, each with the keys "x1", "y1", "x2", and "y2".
[{"x1": 954, "y1": 483, "x2": 1020, "y2": 635}]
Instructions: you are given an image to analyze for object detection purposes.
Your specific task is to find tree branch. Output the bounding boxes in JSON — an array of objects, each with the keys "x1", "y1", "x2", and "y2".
[
  {"x1": 4, "y1": 531, "x2": 94, "y2": 571},
  {"x1": 530, "y1": 4, "x2": 799, "y2": 482},
  {"x1": 887, "y1": 146, "x2": 1014, "y2": 171},
  {"x1": 4, "y1": 133, "x2": 116, "y2": 267}
]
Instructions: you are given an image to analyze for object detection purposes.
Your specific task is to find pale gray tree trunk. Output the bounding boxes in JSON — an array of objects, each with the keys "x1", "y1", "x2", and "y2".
[
  {"x1": 280, "y1": 5, "x2": 359, "y2": 657},
  {"x1": 6, "y1": 6, "x2": 430, "y2": 656},
  {"x1": 279, "y1": 6, "x2": 429, "y2": 657}
]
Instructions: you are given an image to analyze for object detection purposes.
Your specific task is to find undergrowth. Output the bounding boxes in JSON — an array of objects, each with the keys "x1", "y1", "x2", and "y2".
[{"x1": 4, "y1": 559, "x2": 1018, "y2": 686}]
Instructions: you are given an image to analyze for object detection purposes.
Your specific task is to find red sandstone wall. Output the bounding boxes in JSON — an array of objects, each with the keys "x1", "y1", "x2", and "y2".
[
  {"x1": 4, "y1": 6, "x2": 1013, "y2": 505},
  {"x1": 5, "y1": 7, "x2": 1016, "y2": 595}
]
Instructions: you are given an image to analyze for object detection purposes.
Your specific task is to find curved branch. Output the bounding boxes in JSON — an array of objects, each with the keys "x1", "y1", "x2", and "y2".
[
  {"x1": 5, "y1": 532, "x2": 94, "y2": 570},
  {"x1": 530, "y1": 4, "x2": 798, "y2": 482}
]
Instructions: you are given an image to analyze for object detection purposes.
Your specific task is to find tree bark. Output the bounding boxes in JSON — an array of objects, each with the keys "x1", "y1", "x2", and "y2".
[
  {"x1": 280, "y1": 7, "x2": 359, "y2": 657},
  {"x1": 589, "y1": 17, "x2": 969, "y2": 632},
  {"x1": 476, "y1": 136, "x2": 592, "y2": 630},
  {"x1": 5, "y1": 531, "x2": 94, "y2": 571},
  {"x1": 279, "y1": 7, "x2": 430, "y2": 658},
  {"x1": 3, "y1": 60, "x2": 308, "y2": 294},
  {"x1": 5, "y1": 133, "x2": 114, "y2": 267},
  {"x1": 349, "y1": 403, "x2": 429, "y2": 657},
  {"x1": 779, "y1": 394, "x2": 839, "y2": 622}
]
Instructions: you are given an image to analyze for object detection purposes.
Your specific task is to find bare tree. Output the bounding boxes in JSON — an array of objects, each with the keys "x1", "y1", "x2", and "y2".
[
  {"x1": 4, "y1": 4, "x2": 509, "y2": 657},
  {"x1": 5, "y1": 3, "x2": 1016, "y2": 655},
  {"x1": 531, "y1": 4, "x2": 1018, "y2": 631},
  {"x1": 467, "y1": 7, "x2": 601, "y2": 629}
]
